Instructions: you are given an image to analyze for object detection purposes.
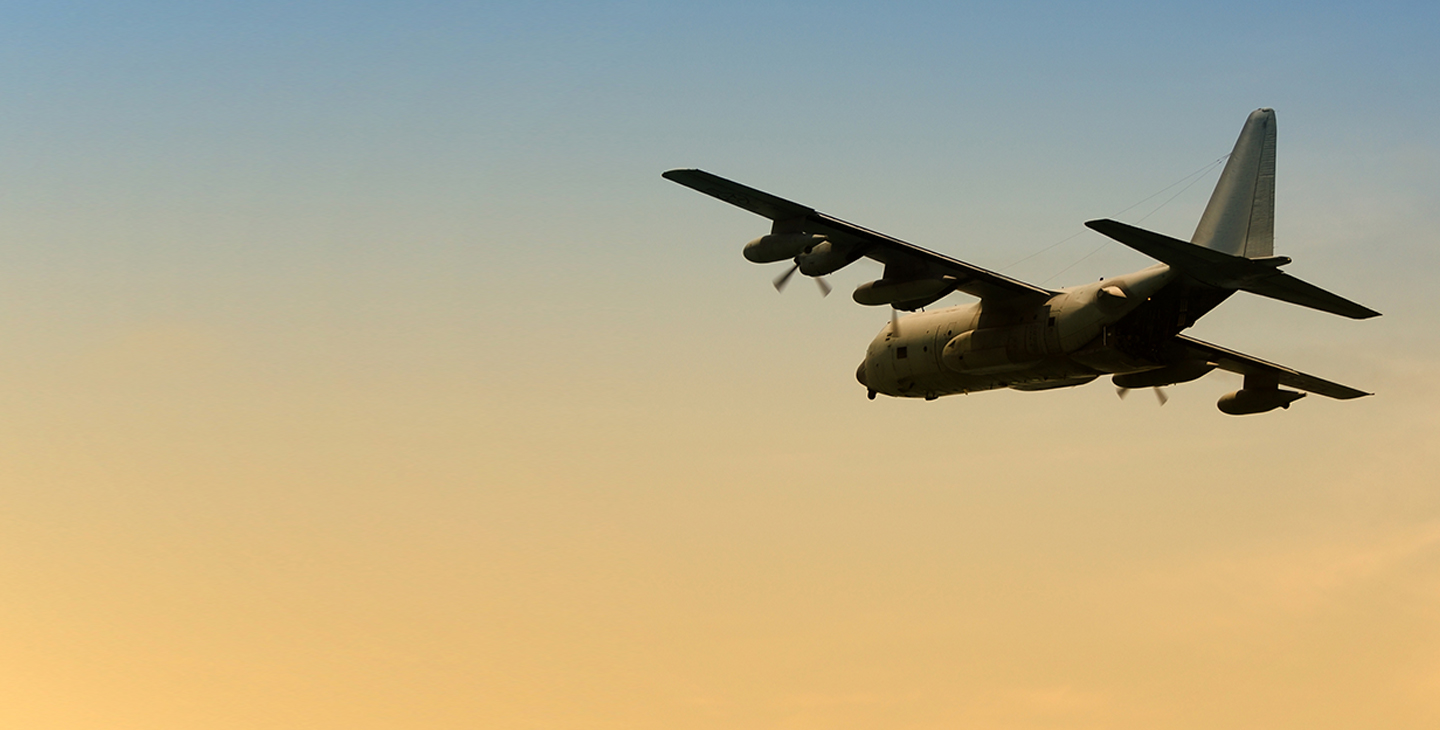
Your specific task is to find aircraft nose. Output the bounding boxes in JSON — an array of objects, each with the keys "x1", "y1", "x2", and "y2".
[{"x1": 855, "y1": 360, "x2": 869, "y2": 387}]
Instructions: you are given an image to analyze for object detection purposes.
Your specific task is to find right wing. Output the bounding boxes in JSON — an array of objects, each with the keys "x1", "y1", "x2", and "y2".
[
  {"x1": 663, "y1": 169, "x2": 1056, "y2": 305},
  {"x1": 1176, "y1": 334, "x2": 1370, "y2": 399}
]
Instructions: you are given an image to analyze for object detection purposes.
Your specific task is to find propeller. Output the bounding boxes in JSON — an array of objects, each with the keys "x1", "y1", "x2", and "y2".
[
  {"x1": 1116, "y1": 385, "x2": 1169, "y2": 405},
  {"x1": 772, "y1": 261, "x2": 831, "y2": 297}
]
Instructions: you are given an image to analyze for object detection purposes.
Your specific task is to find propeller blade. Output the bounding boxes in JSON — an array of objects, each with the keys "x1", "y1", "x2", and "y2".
[
  {"x1": 815, "y1": 276, "x2": 832, "y2": 297},
  {"x1": 1118, "y1": 385, "x2": 1168, "y2": 405},
  {"x1": 773, "y1": 263, "x2": 799, "y2": 292}
]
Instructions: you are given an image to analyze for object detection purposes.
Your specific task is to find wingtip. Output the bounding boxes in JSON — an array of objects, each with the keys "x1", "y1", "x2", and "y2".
[{"x1": 1331, "y1": 302, "x2": 1382, "y2": 320}]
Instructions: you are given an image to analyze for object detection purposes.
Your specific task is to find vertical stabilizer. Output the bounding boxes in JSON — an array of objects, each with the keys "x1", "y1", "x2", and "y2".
[{"x1": 1191, "y1": 108, "x2": 1276, "y2": 258}]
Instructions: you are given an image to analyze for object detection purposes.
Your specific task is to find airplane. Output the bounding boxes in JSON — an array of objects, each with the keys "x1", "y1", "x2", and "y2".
[{"x1": 663, "y1": 109, "x2": 1379, "y2": 415}]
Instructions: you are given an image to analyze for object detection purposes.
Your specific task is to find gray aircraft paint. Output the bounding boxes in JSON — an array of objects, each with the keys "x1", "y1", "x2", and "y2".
[{"x1": 1192, "y1": 108, "x2": 1277, "y2": 258}]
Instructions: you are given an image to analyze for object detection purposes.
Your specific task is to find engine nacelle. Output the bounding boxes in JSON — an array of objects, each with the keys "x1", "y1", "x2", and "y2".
[
  {"x1": 796, "y1": 240, "x2": 857, "y2": 276},
  {"x1": 1217, "y1": 388, "x2": 1305, "y2": 415},
  {"x1": 941, "y1": 328, "x2": 1043, "y2": 375},
  {"x1": 1113, "y1": 361, "x2": 1215, "y2": 389},
  {"x1": 743, "y1": 233, "x2": 828, "y2": 263},
  {"x1": 853, "y1": 278, "x2": 952, "y2": 306}
]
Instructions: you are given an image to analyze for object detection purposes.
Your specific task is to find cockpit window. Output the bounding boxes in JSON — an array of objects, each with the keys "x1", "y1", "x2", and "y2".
[{"x1": 896, "y1": 346, "x2": 908, "y2": 359}]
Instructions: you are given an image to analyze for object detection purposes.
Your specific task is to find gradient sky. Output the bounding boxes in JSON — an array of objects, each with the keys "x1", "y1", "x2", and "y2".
[{"x1": 2, "y1": 2, "x2": 1438, "y2": 728}]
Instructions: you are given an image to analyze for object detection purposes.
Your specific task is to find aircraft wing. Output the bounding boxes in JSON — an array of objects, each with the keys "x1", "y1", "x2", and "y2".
[
  {"x1": 663, "y1": 169, "x2": 1056, "y2": 304},
  {"x1": 1175, "y1": 334, "x2": 1370, "y2": 399}
]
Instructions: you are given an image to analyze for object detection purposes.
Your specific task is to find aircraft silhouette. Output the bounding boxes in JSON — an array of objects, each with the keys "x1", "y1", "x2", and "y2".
[{"x1": 665, "y1": 109, "x2": 1377, "y2": 415}]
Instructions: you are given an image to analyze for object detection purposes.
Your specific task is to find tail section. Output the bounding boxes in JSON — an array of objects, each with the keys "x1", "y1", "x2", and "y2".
[
  {"x1": 1191, "y1": 108, "x2": 1277, "y2": 258},
  {"x1": 1085, "y1": 218, "x2": 1379, "y2": 319},
  {"x1": 1083, "y1": 108, "x2": 1380, "y2": 321}
]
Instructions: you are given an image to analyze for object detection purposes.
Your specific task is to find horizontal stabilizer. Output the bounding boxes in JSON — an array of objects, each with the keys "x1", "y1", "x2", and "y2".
[
  {"x1": 1086, "y1": 219, "x2": 1380, "y2": 320},
  {"x1": 1087, "y1": 218, "x2": 1240, "y2": 271},
  {"x1": 1238, "y1": 270, "x2": 1382, "y2": 320}
]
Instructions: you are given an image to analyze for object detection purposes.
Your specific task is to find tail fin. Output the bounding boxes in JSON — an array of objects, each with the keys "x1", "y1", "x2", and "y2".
[{"x1": 1191, "y1": 108, "x2": 1276, "y2": 258}]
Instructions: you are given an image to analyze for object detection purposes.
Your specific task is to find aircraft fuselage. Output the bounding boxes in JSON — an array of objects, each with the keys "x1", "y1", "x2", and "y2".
[{"x1": 859, "y1": 264, "x2": 1183, "y2": 398}]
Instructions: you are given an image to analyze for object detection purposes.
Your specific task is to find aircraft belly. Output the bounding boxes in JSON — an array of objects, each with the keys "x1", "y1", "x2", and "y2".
[{"x1": 897, "y1": 355, "x2": 1099, "y2": 398}]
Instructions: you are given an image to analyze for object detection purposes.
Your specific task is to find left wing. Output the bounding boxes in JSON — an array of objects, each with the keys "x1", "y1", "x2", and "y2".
[
  {"x1": 663, "y1": 169, "x2": 1056, "y2": 305},
  {"x1": 1176, "y1": 334, "x2": 1370, "y2": 399}
]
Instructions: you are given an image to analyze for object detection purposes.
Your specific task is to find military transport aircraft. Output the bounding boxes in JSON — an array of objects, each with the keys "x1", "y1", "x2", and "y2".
[{"x1": 664, "y1": 109, "x2": 1379, "y2": 415}]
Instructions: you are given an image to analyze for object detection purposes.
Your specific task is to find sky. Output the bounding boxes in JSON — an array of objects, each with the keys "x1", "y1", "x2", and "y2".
[{"x1": 1, "y1": 2, "x2": 1438, "y2": 728}]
